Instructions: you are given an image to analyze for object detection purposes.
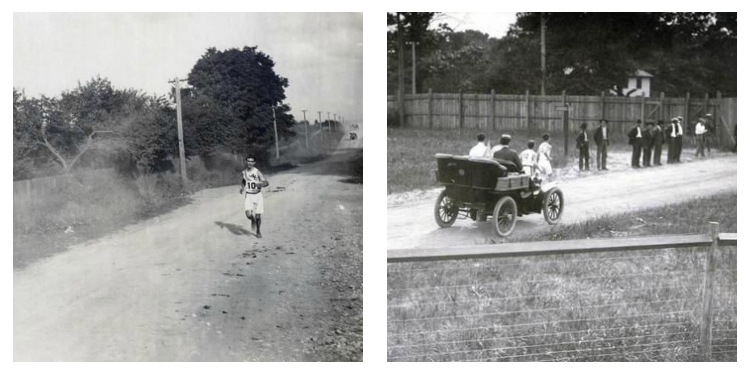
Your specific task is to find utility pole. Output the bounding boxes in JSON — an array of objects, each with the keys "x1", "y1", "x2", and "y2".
[
  {"x1": 540, "y1": 12, "x2": 547, "y2": 96},
  {"x1": 396, "y1": 12, "x2": 405, "y2": 127},
  {"x1": 301, "y1": 110, "x2": 309, "y2": 149},
  {"x1": 317, "y1": 111, "x2": 323, "y2": 143},
  {"x1": 406, "y1": 41, "x2": 418, "y2": 94},
  {"x1": 168, "y1": 77, "x2": 188, "y2": 186},
  {"x1": 272, "y1": 106, "x2": 279, "y2": 159},
  {"x1": 327, "y1": 112, "x2": 331, "y2": 135}
]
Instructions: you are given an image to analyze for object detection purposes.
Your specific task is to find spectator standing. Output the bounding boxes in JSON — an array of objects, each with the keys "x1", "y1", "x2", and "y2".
[
  {"x1": 675, "y1": 116, "x2": 684, "y2": 162},
  {"x1": 469, "y1": 132, "x2": 489, "y2": 157},
  {"x1": 593, "y1": 119, "x2": 609, "y2": 170},
  {"x1": 576, "y1": 123, "x2": 590, "y2": 171},
  {"x1": 628, "y1": 120, "x2": 644, "y2": 168},
  {"x1": 652, "y1": 120, "x2": 665, "y2": 165},
  {"x1": 695, "y1": 117, "x2": 707, "y2": 157},
  {"x1": 642, "y1": 122, "x2": 654, "y2": 167},
  {"x1": 705, "y1": 113, "x2": 715, "y2": 153}
]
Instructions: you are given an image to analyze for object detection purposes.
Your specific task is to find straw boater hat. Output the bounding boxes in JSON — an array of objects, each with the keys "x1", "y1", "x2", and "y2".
[{"x1": 501, "y1": 134, "x2": 511, "y2": 141}]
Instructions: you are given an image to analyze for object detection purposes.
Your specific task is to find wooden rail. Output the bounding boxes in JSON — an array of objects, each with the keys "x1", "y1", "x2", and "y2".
[{"x1": 388, "y1": 234, "x2": 713, "y2": 263}]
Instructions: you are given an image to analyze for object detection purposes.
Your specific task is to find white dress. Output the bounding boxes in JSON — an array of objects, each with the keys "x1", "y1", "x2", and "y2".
[{"x1": 537, "y1": 142, "x2": 553, "y2": 177}]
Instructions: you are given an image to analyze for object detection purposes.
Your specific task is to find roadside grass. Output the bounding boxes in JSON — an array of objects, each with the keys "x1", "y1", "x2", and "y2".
[
  {"x1": 387, "y1": 193, "x2": 737, "y2": 361},
  {"x1": 512, "y1": 192, "x2": 737, "y2": 243},
  {"x1": 387, "y1": 127, "x2": 733, "y2": 194},
  {"x1": 13, "y1": 137, "x2": 342, "y2": 269}
]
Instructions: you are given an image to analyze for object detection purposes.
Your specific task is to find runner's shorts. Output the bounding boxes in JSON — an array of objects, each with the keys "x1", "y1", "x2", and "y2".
[{"x1": 244, "y1": 192, "x2": 264, "y2": 214}]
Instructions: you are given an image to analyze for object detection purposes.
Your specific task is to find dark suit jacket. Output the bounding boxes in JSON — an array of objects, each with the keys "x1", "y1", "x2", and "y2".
[
  {"x1": 652, "y1": 126, "x2": 664, "y2": 145},
  {"x1": 576, "y1": 131, "x2": 589, "y2": 149},
  {"x1": 628, "y1": 126, "x2": 643, "y2": 145},
  {"x1": 643, "y1": 128, "x2": 654, "y2": 148},
  {"x1": 493, "y1": 147, "x2": 523, "y2": 172},
  {"x1": 594, "y1": 126, "x2": 609, "y2": 146}
]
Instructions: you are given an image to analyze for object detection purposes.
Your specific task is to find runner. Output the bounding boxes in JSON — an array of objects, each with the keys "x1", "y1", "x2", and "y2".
[{"x1": 239, "y1": 156, "x2": 269, "y2": 238}]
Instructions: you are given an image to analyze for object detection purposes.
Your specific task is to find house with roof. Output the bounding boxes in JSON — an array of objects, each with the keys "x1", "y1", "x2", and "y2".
[{"x1": 610, "y1": 69, "x2": 654, "y2": 97}]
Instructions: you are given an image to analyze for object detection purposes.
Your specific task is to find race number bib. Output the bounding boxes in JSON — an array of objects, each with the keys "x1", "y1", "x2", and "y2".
[{"x1": 244, "y1": 169, "x2": 262, "y2": 194}]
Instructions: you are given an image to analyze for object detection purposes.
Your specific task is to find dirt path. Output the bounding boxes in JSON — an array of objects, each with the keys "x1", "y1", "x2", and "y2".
[
  {"x1": 388, "y1": 153, "x2": 736, "y2": 249},
  {"x1": 14, "y1": 136, "x2": 363, "y2": 361}
]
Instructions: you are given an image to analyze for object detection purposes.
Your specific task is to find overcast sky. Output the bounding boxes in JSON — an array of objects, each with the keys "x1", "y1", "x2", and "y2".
[
  {"x1": 13, "y1": 13, "x2": 363, "y2": 124},
  {"x1": 433, "y1": 12, "x2": 517, "y2": 38}
]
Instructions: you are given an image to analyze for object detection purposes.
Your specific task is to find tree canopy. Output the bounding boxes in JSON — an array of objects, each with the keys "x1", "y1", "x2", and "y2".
[
  {"x1": 184, "y1": 46, "x2": 295, "y2": 162},
  {"x1": 13, "y1": 77, "x2": 176, "y2": 179},
  {"x1": 387, "y1": 12, "x2": 736, "y2": 97}
]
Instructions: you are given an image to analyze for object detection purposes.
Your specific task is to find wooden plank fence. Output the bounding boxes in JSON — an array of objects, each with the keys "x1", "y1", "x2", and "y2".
[
  {"x1": 387, "y1": 91, "x2": 737, "y2": 149},
  {"x1": 387, "y1": 222, "x2": 737, "y2": 361}
]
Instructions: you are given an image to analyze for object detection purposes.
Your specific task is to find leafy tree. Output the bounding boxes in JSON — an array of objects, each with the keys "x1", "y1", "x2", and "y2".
[
  {"x1": 13, "y1": 77, "x2": 179, "y2": 178},
  {"x1": 185, "y1": 47, "x2": 296, "y2": 163}
]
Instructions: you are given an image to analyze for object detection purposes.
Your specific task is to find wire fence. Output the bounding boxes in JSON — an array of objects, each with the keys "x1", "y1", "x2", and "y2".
[{"x1": 387, "y1": 245, "x2": 736, "y2": 362}]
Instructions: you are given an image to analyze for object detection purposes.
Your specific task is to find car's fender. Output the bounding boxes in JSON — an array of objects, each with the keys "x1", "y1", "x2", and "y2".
[{"x1": 541, "y1": 181, "x2": 559, "y2": 193}]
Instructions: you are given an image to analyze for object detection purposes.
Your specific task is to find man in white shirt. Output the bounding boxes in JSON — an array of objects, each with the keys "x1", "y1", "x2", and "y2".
[
  {"x1": 469, "y1": 133, "x2": 489, "y2": 157},
  {"x1": 628, "y1": 120, "x2": 644, "y2": 168},
  {"x1": 695, "y1": 118, "x2": 707, "y2": 157},
  {"x1": 519, "y1": 140, "x2": 538, "y2": 176}
]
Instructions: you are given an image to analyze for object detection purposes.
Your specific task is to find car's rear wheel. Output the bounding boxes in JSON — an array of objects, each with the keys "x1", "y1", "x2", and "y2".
[
  {"x1": 493, "y1": 196, "x2": 517, "y2": 237},
  {"x1": 543, "y1": 187, "x2": 564, "y2": 224},
  {"x1": 434, "y1": 190, "x2": 458, "y2": 228}
]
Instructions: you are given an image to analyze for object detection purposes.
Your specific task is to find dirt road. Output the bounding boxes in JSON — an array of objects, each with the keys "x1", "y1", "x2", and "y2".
[
  {"x1": 388, "y1": 154, "x2": 736, "y2": 249},
  {"x1": 14, "y1": 136, "x2": 363, "y2": 361}
]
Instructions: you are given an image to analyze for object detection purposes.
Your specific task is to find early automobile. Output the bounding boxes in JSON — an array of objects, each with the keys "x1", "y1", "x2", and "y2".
[{"x1": 433, "y1": 154, "x2": 564, "y2": 237}]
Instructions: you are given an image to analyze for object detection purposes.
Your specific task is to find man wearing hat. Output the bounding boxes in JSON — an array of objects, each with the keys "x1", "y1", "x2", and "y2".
[
  {"x1": 652, "y1": 120, "x2": 665, "y2": 165},
  {"x1": 675, "y1": 116, "x2": 684, "y2": 162},
  {"x1": 705, "y1": 113, "x2": 715, "y2": 153},
  {"x1": 492, "y1": 134, "x2": 523, "y2": 172},
  {"x1": 576, "y1": 123, "x2": 590, "y2": 171},
  {"x1": 642, "y1": 122, "x2": 654, "y2": 167},
  {"x1": 695, "y1": 117, "x2": 707, "y2": 157},
  {"x1": 627, "y1": 119, "x2": 644, "y2": 168},
  {"x1": 666, "y1": 118, "x2": 676, "y2": 163},
  {"x1": 593, "y1": 119, "x2": 609, "y2": 170}
]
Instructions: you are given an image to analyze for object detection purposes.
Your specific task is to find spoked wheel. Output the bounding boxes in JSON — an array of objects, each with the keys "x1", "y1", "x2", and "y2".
[
  {"x1": 434, "y1": 190, "x2": 459, "y2": 228},
  {"x1": 543, "y1": 187, "x2": 564, "y2": 224},
  {"x1": 492, "y1": 196, "x2": 517, "y2": 237}
]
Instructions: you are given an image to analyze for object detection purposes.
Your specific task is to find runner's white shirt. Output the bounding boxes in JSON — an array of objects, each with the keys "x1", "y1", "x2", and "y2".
[{"x1": 242, "y1": 167, "x2": 266, "y2": 194}]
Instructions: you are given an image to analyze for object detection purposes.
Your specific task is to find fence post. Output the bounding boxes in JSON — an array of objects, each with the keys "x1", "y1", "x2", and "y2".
[
  {"x1": 561, "y1": 90, "x2": 568, "y2": 158},
  {"x1": 398, "y1": 89, "x2": 404, "y2": 128},
  {"x1": 428, "y1": 88, "x2": 433, "y2": 129},
  {"x1": 659, "y1": 92, "x2": 665, "y2": 122},
  {"x1": 685, "y1": 92, "x2": 691, "y2": 121},
  {"x1": 459, "y1": 89, "x2": 464, "y2": 129},
  {"x1": 491, "y1": 89, "x2": 496, "y2": 131},
  {"x1": 716, "y1": 91, "x2": 722, "y2": 148},
  {"x1": 704, "y1": 93, "x2": 710, "y2": 118},
  {"x1": 525, "y1": 90, "x2": 531, "y2": 130},
  {"x1": 640, "y1": 93, "x2": 646, "y2": 125},
  {"x1": 699, "y1": 221, "x2": 719, "y2": 361},
  {"x1": 600, "y1": 91, "x2": 606, "y2": 120}
]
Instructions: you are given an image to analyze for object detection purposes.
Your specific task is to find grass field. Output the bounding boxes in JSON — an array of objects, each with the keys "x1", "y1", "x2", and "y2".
[{"x1": 387, "y1": 193, "x2": 737, "y2": 362}]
